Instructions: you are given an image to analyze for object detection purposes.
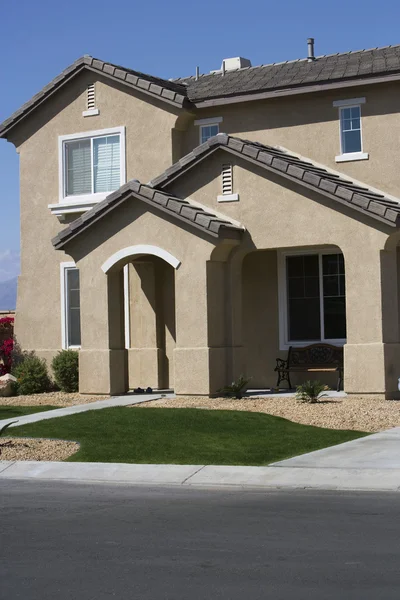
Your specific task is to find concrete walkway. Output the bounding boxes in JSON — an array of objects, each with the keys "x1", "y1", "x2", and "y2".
[{"x1": 0, "y1": 393, "x2": 165, "y2": 429}]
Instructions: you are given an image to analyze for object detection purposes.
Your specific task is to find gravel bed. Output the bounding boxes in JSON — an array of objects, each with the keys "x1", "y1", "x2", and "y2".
[
  {"x1": 0, "y1": 438, "x2": 79, "y2": 461},
  {"x1": 0, "y1": 392, "x2": 108, "y2": 407},
  {"x1": 133, "y1": 395, "x2": 400, "y2": 432}
]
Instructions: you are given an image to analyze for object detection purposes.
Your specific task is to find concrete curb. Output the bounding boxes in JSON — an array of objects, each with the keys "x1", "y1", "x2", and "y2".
[{"x1": 1, "y1": 461, "x2": 400, "y2": 491}]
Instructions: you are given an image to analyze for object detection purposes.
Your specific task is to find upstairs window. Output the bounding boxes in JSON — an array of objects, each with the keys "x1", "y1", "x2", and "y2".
[
  {"x1": 333, "y1": 98, "x2": 368, "y2": 163},
  {"x1": 59, "y1": 127, "x2": 125, "y2": 201},
  {"x1": 194, "y1": 117, "x2": 223, "y2": 144},
  {"x1": 340, "y1": 106, "x2": 362, "y2": 154},
  {"x1": 200, "y1": 124, "x2": 219, "y2": 143}
]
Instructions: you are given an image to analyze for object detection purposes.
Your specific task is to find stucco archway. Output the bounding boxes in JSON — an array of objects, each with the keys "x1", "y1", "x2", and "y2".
[{"x1": 101, "y1": 244, "x2": 181, "y2": 273}]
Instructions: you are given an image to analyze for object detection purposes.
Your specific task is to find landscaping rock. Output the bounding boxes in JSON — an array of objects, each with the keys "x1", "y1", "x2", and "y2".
[
  {"x1": 0, "y1": 373, "x2": 17, "y2": 397},
  {"x1": 133, "y1": 394, "x2": 400, "y2": 433}
]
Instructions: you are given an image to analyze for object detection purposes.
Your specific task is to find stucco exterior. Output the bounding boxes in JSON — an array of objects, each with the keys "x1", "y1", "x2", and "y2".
[{"x1": 4, "y1": 56, "x2": 400, "y2": 397}]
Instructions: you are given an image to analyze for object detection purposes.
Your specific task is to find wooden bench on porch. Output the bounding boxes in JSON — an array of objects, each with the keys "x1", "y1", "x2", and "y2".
[{"x1": 274, "y1": 343, "x2": 344, "y2": 391}]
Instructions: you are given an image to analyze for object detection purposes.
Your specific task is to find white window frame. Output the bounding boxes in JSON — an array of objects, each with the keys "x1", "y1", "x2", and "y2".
[
  {"x1": 277, "y1": 248, "x2": 346, "y2": 350},
  {"x1": 58, "y1": 126, "x2": 126, "y2": 205},
  {"x1": 333, "y1": 98, "x2": 368, "y2": 163},
  {"x1": 60, "y1": 261, "x2": 81, "y2": 350},
  {"x1": 194, "y1": 117, "x2": 223, "y2": 144}
]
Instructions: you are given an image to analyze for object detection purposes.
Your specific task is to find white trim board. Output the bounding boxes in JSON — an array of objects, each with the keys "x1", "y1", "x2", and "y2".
[
  {"x1": 101, "y1": 245, "x2": 181, "y2": 273},
  {"x1": 123, "y1": 265, "x2": 130, "y2": 349}
]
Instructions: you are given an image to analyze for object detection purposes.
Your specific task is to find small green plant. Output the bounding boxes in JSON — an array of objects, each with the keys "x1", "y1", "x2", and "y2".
[
  {"x1": 296, "y1": 380, "x2": 329, "y2": 403},
  {"x1": 217, "y1": 375, "x2": 251, "y2": 400},
  {"x1": 0, "y1": 420, "x2": 18, "y2": 455},
  {"x1": 52, "y1": 350, "x2": 79, "y2": 393},
  {"x1": 13, "y1": 356, "x2": 51, "y2": 396}
]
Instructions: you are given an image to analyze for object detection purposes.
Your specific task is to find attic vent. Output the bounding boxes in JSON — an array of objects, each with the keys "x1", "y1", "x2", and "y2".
[
  {"x1": 217, "y1": 164, "x2": 239, "y2": 202},
  {"x1": 87, "y1": 84, "x2": 96, "y2": 110},
  {"x1": 222, "y1": 164, "x2": 233, "y2": 195},
  {"x1": 82, "y1": 84, "x2": 99, "y2": 117}
]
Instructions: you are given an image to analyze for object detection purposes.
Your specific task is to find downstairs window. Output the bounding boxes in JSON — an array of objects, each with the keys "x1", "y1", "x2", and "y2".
[{"x1": 281, "y1": 251, "x2": 346, "y2": 347}]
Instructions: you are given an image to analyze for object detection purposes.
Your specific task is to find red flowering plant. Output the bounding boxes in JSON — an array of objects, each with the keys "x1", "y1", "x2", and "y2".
[{"x1": 0, "y1": 317, "x2": 15, "y2": 376}]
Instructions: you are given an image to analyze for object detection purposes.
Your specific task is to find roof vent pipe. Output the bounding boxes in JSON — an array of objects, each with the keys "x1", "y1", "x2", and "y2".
[
  {"x1": 307, "y1": 37, "x2": 315, "y2": 61},
  {"x1": 222, "y1": 60, "x2": 226, "y2": 76},
  {"x1": 195, "y1": 66, "x2": 199, "y2": 81}
]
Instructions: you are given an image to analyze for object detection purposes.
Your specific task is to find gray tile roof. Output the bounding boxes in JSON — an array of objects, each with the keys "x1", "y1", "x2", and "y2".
[
  {"x1": 3, "y1": 44, "x2": 400, "y2": 138},
  {"x1": 52, "y1": 180, "x2": 244, "y2": 249},
  {"x1": 178, "y1": 44, "x2": 400, "y2": 102},
  {"x1": 150, "y1": 134, "x2": 400, "y2": 227},
  {"x1": 0, "y1": 56, "x2": 188, "y2": 137}
]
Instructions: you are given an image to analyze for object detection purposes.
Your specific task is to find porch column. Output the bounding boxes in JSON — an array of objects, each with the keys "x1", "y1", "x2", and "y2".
[
  {"x1": 344, "y1": 246, "x2": 400, "y2": 397},
  {"x1": 173, "y1": 259, "x2": 229, "y2": 395},
  {"x1": 128, "y1": 261, "x2": 162, "y2": 389},
  {"x1": 79, "y1": 267, "x2": 128, "y2": 395}
]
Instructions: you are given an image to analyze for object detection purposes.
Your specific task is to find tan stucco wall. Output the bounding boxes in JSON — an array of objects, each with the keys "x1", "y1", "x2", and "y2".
[
  {"x1": 167, "y1": 150, "x2": 400, "y2": 395},
  {"x1": 63, "y1": 200, "x2": 229, "y2": 395},
  {"x1": 7, "y1": 66, "x2": 400, "y2": 396},
  {"x1": 10, "y1": 71, "x2": 184, "y2": 361},
  {"x1": 182, "y1": 81, "x2": 400, "y2": 198}
]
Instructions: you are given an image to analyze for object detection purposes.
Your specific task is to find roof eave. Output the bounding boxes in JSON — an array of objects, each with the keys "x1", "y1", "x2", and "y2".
[
  {"x1": 153, "y1": 135, "x2": 400, "y2": 229},
  {"x1": 52, "y1": 186, "x2": 243, "y2": 250}
]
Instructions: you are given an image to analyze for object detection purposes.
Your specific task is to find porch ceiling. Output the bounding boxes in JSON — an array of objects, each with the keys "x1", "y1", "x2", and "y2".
[
  {"x1": 52, "y1": 181, "x2": 244, "y2": 250},
  {"x1": 150, "y1": 134, "x2": 400, "y2": 228}
]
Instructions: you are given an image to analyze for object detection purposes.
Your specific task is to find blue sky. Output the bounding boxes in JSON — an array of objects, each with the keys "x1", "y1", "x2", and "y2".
[{"x1": 1, "y1": 0, "x2": 399, "y2": 282}]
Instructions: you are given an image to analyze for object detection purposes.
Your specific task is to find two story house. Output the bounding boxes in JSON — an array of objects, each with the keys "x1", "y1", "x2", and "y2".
[{"x1": 2, "y1": 40, "x2": 400, "y2": 397}]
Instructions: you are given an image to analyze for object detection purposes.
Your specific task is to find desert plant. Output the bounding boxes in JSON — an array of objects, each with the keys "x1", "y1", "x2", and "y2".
[
  {"x1": 296, "y1": 380, "x2": 329, "y2": 403},
  {"x1": 52, "y1": 350, "x2": 79, "y2": 392},
  {"x1": 217, "y1": 375, "x2": 251, "y2": 400},
  {"x1": 13, "y1": 355, "x2": 51, "y2": 396},
  {"x1": 0, "y1": 420, "x2": 18, "y2": 455}
]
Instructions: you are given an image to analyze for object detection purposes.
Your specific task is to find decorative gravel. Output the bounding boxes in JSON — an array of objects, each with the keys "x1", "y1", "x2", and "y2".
[
  {"x1": 0, "y1": 438, "x2": 79, "y2": 461},
  {"x1": 133, "y1": 395, "x2": 400, "y2": 432},
  {"x1": 0, "y1": 392, "x2": 108, "y2": 407}
]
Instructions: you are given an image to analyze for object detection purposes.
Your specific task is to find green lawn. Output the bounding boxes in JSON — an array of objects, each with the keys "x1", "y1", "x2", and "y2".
[
  {"x1": 7, "y1": 407, "x2": 368, "y2": 465},
  {"x1": 0, "y1": 405, "x2": 58, "y2": 420}
]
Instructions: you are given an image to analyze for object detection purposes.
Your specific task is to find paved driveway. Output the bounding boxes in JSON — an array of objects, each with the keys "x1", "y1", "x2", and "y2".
[{"x1": 273, "y1": 426, "x2": 400, "y2": 469}]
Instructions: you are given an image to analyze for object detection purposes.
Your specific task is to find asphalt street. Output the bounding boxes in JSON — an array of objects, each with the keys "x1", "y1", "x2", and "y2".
[{"x1": 1, "y1": 480, "x2": 400, "y2": 599}]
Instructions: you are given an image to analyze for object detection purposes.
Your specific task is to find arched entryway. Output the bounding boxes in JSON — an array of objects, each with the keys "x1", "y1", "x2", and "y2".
[{"x1": 102, "y1": 245, "x2": 179, "y2": 392}]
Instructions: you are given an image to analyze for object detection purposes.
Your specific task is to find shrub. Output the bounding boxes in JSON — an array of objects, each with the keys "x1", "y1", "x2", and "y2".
[
  {"x1": 52, "y1": 350, "x2": 79, "y2": 392},
  {"x1": 296, "y1": 380, "x2": 329, "y2": 403},
  {"x1": 217, "y1": 375, "x2": 251, "y2": 400},
  {"x1": 13, "y1": 356, "x2": 51, "y2": 395}
]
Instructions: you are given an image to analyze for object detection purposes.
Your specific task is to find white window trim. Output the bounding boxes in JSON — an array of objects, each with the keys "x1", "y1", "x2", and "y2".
[
  {"x1": 277, "y1": 248, "x2": 346, "y2": 351},
  {"x1": 194, "y1": 116, "x2": 223, "y2": 126},
  {"x1": 334, "y1": 101, "x2": 369, "y2": 163},
  {"x1": 58, "y1": 126, "x2": 126, "y2": 205},
  {"x1": 60, "y1": 262, "x2": 81, "y2": 350},
  {"x1": 335, "y1": 151, "x2": 369, "y2": 163},
  {"x1": 332, "y1": 97, "x2": 366, "y2": 107}
]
